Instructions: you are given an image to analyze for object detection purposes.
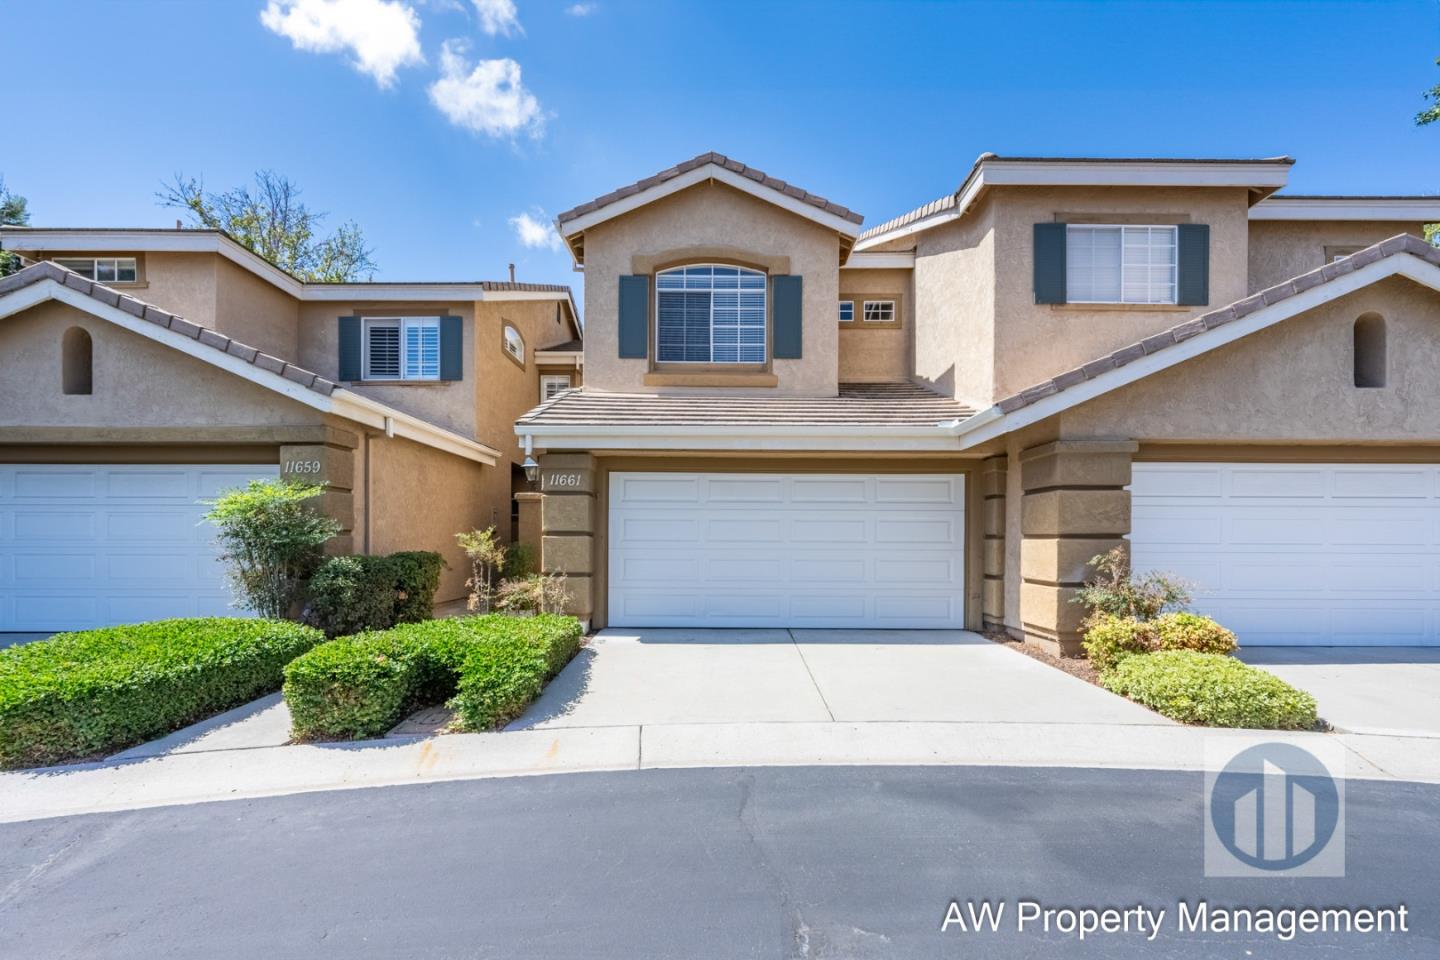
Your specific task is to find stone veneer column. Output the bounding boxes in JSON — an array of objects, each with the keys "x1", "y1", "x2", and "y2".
[
  {"x1": 280, "y1": 427, "x2": 358, "y2": 555},
  {"x1": 538, "y1": 452, "x2": 596, "y2": 624},
  {"x1": 1019, "y1": 440, "x2": 1136, "y2": 656},
  {"x1": 979, "y1": 456, "x2": 1007, "y2": 631}
]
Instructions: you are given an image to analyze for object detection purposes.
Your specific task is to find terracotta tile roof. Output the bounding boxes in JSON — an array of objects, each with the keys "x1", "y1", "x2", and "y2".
[
  {"x1": 555, "y1": 152, "x2": 865, "y2": 227},
  {"x1": 994, "y1": 233, "x2": 1439, "y2": 415},
  {"x1": 518, "y1": 381, "x2": 974, "y2": 427},
  {"x1": 858, "y1": 194, "x2": 958, "y2": 242},
  {"x1": 0, "y1": 261, "x2": 337, "y2": 396}
]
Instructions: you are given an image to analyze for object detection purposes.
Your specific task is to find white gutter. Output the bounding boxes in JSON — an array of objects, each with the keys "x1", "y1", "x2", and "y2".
[
  {"x1": 331, "y1": 390, "x2": 501, "y2": 464},
  {"x1": 841, "y1": 251, "x2": 915, "y2": 269},
  {"x1": 1250, "y1": 197, "x2": 1440, "y2": 221},
  {"x1": 514, "y1": 420, "x2": 978, "y2": 453}
]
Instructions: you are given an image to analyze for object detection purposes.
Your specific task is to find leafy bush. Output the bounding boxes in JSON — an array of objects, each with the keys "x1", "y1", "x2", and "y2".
[
  {"x1": 502, "y1": 543, "x2": 536, "y2": 580},
  {"x1": 1102, "y1": 651, "x2": 1318, "y2": 729},
  {"x1": 204, "y1": 479, "x2": 341, "y2": 618},
  {"x1": 390, "y1": 551, "x2": 444, "y2": 623},
  {"x1": 494, "y1": 572, "x2": 570, "y2": 615},
  {"x1": 1081, "y1": 614, "x2": 1157, "y2": 672},
  {"x1": 1153, "y1": 612, "x2": 1237, "y2": 657},
  {"x1": 1072, "y1": 546, "x2": 1192, "y2": 621},
  {"x1": 0, "y1": 618, "x2": 323, "y2": 768},
  {"x1": 305, "y1": 551, "x2": 444, "y2": 637},
  {"x1": 283, "y1": 614, "x2": 582, "y2": 740},
  {"x1": 452, "y1": 616, "x2": 584, "y2": 729}
]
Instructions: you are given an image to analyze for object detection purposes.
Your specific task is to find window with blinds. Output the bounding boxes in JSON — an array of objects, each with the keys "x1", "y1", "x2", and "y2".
[
  {"x1": 54, "y1": 257, "x2": 138, "y2": 283},
  {"x1": 364, "y1": 317, "x2": 440, "y2": 380},
  {"x1": 1065, "y1": 225, "x2": 1177, "y2": 304},
  {"x1": 655, "y1": 265, "x2": 767, "y2": 363}
]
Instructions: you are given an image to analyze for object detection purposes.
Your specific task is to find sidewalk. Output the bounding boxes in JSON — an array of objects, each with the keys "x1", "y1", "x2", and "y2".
[{"x1": 2, "y1": 717, "x2": 1437, "y2": 824}]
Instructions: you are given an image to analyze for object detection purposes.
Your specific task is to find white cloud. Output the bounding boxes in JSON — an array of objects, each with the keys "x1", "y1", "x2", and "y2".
[
  {"x1": 472, "y1": 0, "x2": 521, "y2": 35},
  {"x1": 509, "y1": 210, "x2": 564, "y2": 252},
  {"x1": 429, "y1": 40, "x2": 544, "y2": 138},
  {"x1": 260, "y1": 0, "x2": 424, "y2": 88},
  {"x1": 566, "y1": 2, "x2": 596, "y2": 15}
]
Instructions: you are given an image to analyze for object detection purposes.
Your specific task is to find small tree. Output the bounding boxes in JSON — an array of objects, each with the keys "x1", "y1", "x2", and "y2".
[
  {"x1": 204, "y1": 480, "x2": 341, "y2": 619},
  {"x1": 0, "y1": 176, "x2": 29, "y2": 277},
  {"x1": 1071, "y1": 546, "x2": 1191, "y2": 622},
  {"x1": 456, "y1": 526, "x2": 507, "y2": 612}
]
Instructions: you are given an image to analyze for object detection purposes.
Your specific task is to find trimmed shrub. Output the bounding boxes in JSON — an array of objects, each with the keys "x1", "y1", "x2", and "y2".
[
  {"x1": 452, "y1": 615, "x2": 583, "y2": 729},
  {"x1": 1081, "y1": 614, "x2": 1156, "y2": 672},
  {"x1": 1153, "y1": 612, "x2": 1237, "y2": 657},
  {"x1": 283, "y1": 614, "x2": 583, "y2": 740},
  {"x1": 1102, "y1": 651, "x2": 1318, "y2": 729},
  {"x1": 306, "y1": 555, "x2": 398, "y2": 637},
  {"x1": 0, "y1": 618, "x2": 323, "y2": 768},
  {"x1": 390, "y1": 551, "x2": 445, "y2": 623}
]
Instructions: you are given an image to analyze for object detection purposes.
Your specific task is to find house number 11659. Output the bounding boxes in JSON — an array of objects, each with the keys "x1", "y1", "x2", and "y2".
[
  {"x1": 284, "y1": 460, "x2": 323, "y2": 475},
  {"x1": 548, "y1": 473, "x2": 583, "y2": 487}
]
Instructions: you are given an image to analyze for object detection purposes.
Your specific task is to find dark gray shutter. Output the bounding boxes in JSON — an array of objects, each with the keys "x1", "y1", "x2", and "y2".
[
  {"x1": 1033, "y1": 223, "x2": 1067, "y2": 304},
  {"x1": 618, "y1": 275, "x2": 649, "y2": 359},
  {"x1": 338, "y1": 316, "x2": 362, "y2": 381},
  {"x1": 1177, "y1": 224, "x2": 1210, "y2": 306},
  {"x1": 439, "y1": 315, "x2": 463, "y2": 380},
  {"x1": 771, "y1": 275, "x2": 803, "y2": 360}
]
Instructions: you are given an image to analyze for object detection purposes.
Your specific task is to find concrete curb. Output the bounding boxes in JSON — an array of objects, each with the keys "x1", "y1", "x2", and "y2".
[{"x1": 2, "y1": 721, "x2": 1437, "y2": 824}]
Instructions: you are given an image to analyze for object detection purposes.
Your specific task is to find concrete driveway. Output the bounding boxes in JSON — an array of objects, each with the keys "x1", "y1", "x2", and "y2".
[
  {"x1": 1238, "y1": 646, "x2": 1440, "y2": 738},
  {"x1": 508, "y1": 628, "x2": 1163, "y2": 730}
]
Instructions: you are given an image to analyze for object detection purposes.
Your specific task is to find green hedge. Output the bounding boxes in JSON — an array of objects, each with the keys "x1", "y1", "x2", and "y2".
[
  {"x1": 283, "y1": 614, "x2": 583, "y2": 740},
  {"x1": 0, "y1": 618, "x2": 323, "y2": 769},
  {"x1": 1083, "y1": 612, "x2": 1238, "y2": 672},
  {"x1": 1101, "y1": 650, "x2": 1318, "y2": 729},
  {"x1": 452, "y1": 617, "x2": 584, "y2": 729},
  {"x1": 305, "y1": 550, "x2": 444, "y2": 637}
]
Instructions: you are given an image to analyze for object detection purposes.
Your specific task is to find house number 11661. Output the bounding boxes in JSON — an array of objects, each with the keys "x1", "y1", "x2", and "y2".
[{"x1": 548, "y1": 473, "x2": 583, "y2": 487}]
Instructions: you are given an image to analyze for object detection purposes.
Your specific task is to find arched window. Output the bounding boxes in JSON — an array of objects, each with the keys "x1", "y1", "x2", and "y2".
[
  {"x1": 1353, "y1": 313, "x2": 1386, "y2": 388},
  {"x1": 655, "y1": 264, "x2": 766, "y2": 363},
  {"x1": 503, "y1": 324, "x2": 525, "y2": 365},
  {"x1": 62, "y1": 327, "x2": 93, "y2": 395}
]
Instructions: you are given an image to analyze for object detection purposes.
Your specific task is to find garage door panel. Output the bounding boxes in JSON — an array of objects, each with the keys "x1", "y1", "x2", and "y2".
[
  {"x1": 609, "y1": 472, "x2": 965, "y2": 629},
  {"x1": 1131, "y1": 462, "x2": 1440, "y2": 646},
  {"x1": 0, "y1": 464, "x2": 277, "y2": 631}
]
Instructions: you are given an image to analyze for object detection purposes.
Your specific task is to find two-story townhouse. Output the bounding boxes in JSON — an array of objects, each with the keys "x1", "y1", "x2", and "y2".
[
  {"x1": 518, "y1": 152, "x2": 1440, "y2": 653},
  {"x1": 0, "y1": 228, "x2": 580, "y2": 630}
]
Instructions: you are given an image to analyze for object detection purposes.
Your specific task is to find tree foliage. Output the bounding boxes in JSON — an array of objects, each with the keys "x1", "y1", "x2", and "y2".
[
  {"x1": 1418, "y1": 58, "x2": 1440, "y2": 126},
  {"x1": 159, "y1": 170, "x2": 377, "y2": 282},
  {"x1": 0, "y1": 176, "x2": 29, "y2": 277}
]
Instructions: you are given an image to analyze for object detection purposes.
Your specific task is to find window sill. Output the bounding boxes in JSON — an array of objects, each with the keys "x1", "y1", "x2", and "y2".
[
  {"x1": 839, "y1": 321, "x2": 903, "y2": 330},
  {"x1": 1050, "y1": 303, "x2": 1192, "y2": 313},
  {"x1": 644, "y1": 371, "x2": 779, "y2": 388}
]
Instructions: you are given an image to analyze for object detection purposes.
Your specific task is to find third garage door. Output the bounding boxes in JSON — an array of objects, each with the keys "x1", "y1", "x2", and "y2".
[
  {"x1": 607, "y1": 472, "x2": 966, "y2": 628},
  {"x1": 1130, "y1": 462, "x2": 1440, "y2": 645}
]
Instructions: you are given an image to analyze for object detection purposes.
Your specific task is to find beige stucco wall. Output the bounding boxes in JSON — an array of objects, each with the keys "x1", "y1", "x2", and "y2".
[
  {"x1": 0, "y1": 301, "x2": 321, "y2": 428},
  {"x1": 1247, "y1": 220, "x2": 1429, "y2": 293},
  {"x1": 215, "y1": 258, "x2": 300, "y2": 361},
  {"x1": 988, "y1": 186, "x2": 1253, "y2": 402},
  {"x1": 911, "y1": 200, "x2": 997, "y2": 406},
  {"x1": 580, "y1": 181, "x2": 843, "y2": 396},
  {"x1": 362, "y1": 432, "x2": 493, "y2": 601},
  {"x1": 838, "y1": 267, "x2": 911, "y2": 382},
  {"x1": 1059, "y1": 276, "x2": 1440, "y2": 442}
]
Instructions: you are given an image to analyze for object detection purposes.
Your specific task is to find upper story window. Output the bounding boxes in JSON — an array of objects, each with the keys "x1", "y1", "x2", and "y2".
[
  {"x1": 655, "y1": 265, "x2": 766, "y2": 364},
  {"x1": 838, "y1": 301, "x2": 854, "y2": 323},
  {"x1": 363, "y1": 317, "x2": 439, "y2": 380},
  {"x1": 862, "y1": 300, "x2": 895, "y2": 323},
  {"x1": 54, "y1": 257, "x2": 137, "y2": 284},
  {"x1": 1065, "y1": 225, "x2": 1176, "y2": 304},
  {"x1": 503, "y1": 324, "x2": 526, "y2": 365},
  {"x1": 540, "y1": 374, "x2": 571, "y2": 401}
]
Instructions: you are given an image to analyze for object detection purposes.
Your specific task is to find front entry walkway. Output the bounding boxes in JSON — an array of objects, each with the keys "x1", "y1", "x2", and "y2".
[{"x1": 507, "y1": 628, "x2": 1161, "y2": 730}]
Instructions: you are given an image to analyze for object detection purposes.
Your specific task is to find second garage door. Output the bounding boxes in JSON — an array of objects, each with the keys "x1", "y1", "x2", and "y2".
[
  {"x1": 607, "y1": 472, "x2": 966, "y2": 628},
  {"x1": 1130, "y1": 462, "x2": 1440, "y2": 645}
]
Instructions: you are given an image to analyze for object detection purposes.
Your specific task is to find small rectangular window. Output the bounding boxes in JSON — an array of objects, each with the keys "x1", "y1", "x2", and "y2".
[
  {"x1": 54, "y1": 257, "x2": 137, "y2": 283},
  {"x1": 363, "y1": 317, "x2": 439, "y2": 381},
  {"x1": 541, "y1": 374, "x2": 571, "y2": 401},
  {"x1": 862, "y1": 300, "x2": 895, "y2": 323},
  {"x1": 1065, "y1": 225, "x2": 1176, "y2": 304},
  {"x1": 838, "y1": 301, "x2": 854, "y2": 323}
]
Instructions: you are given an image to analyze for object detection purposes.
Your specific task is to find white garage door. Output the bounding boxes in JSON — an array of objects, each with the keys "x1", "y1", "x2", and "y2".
[
  {"x1": 1131, "y1": 463, "x2": 1440, "y2": 646},
  {"x1": 608, "y1": 472, "x2": 966, "y2": 628},
  {"x1": 0, "y1": 464, "x2": 280, "y2": 632}
]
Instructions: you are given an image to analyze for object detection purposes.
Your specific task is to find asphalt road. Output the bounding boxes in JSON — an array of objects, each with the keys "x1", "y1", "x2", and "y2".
[{"x1": 0, "y1": 765, "x2": 1435, "y2": 959}]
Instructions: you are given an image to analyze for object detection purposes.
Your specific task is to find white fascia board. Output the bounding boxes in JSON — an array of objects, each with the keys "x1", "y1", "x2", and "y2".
[
  {"x1": 841, "y1": 251, "x2": 915, "y2": 269},
  {"x1": 515, "y1": 421, "x2": 963, "y2": 452},
  {"x1": 1250, "y1": 198, "x2": 1440, "y2": 221},
  {"x1": 853, "y1": 206, "x2": 963, "y2": 251},
  {"x1": 951, "y1": 253, "x2": 1436, "y2": 449},
  {"x1": 0, "y1": 278, "x2": 500, "y2": 466},
  {"x1": 301, "y1": 285, "x2": 573, "y2": 302},
  {"x1": 557, "y1": 164, "x2": 862, "y2": 240}
]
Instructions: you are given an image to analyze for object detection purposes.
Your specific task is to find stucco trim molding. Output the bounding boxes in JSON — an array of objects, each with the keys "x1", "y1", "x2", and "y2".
[{"x1": 0, "y1": 270, "x2": 500, "y2": 466}]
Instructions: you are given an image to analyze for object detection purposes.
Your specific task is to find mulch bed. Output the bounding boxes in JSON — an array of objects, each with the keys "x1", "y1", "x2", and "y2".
[{"x1": 983, "y1": 629, "x2": 1102, "y2": 687}]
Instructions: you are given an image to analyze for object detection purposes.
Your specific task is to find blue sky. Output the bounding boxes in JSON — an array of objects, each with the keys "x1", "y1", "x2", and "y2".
[{"x1": 4, "y1": 0, "x2": 1438, "y2": 300}]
